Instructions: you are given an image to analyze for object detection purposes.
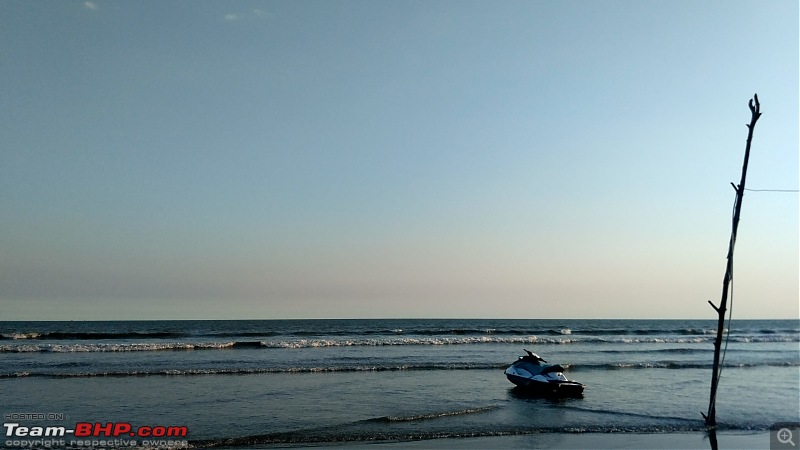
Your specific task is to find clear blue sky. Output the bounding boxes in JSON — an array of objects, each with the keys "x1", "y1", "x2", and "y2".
[{"x1": 1, "y1": 1, "x2": 797, "y2": 320}]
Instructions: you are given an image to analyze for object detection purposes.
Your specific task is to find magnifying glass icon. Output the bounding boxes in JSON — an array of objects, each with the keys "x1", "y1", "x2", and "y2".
[{"x1": 778, "y1": 428, "x2": 795, "y2": 446}]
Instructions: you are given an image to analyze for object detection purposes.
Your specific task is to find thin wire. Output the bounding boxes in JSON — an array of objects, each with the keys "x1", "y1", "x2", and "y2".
[
  {"x1": 716, "y1": 260, "x2": 733, "y2": 397},
  {"x1": 743, "y1": 188, "x2": 798, "y2": 192},
  {"x1": 710, "y1": 193, "x2": 738, "y2": 412}
]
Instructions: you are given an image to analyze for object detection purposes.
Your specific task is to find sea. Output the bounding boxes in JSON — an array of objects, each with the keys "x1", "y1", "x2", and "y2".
[{"x1": 1, "y1": 319, "x2": 798, "y2": 448}]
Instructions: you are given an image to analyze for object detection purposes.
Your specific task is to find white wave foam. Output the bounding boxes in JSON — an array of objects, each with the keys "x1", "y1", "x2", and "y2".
[
  {"x1": 380, "y1": 405, "x2": 498, "y2": 422},
  {"x1": 2, "y1": 333, "x2": 42, "y2": 340},
  {"x1": 1, "y1": 334, "x2": 796, "y2": 352},
  {"x1": 0, "y1": 341, "x2": 232, "y2": 353}
]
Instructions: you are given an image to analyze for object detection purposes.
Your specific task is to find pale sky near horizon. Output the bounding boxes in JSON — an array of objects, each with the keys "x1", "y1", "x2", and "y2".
[{"x1": 1, "y1": 1, "x2": 798, "y2": 320}]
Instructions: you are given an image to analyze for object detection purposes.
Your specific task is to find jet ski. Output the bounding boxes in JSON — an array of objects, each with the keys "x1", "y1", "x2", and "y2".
[{"x1": 505, "y1": 349, "x2": 584, "y2": 396}]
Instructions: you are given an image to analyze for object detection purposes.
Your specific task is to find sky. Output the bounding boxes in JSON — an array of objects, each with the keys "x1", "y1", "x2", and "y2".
[{"x1": 1, "y1": 1, "x2": 797, "y2": 320}]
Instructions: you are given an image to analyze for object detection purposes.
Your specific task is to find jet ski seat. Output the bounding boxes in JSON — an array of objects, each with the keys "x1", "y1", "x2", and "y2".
[
  {"x1": 513, "y1": 366, "x2": 535, "y2": 377},
  {"x1": 539, "y1": 364, "x2": 565, "y2": 375}
]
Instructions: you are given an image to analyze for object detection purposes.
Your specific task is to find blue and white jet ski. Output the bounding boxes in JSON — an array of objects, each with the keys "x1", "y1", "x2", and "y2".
[{"x1": 505, "y1": 349, "x2": 584, "y2": 396}]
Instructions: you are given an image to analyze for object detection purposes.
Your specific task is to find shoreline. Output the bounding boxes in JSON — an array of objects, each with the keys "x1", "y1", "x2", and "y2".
[
  {"x1": 228, "y1": 430, "x2": 777, "y2": 449},
  {"x1": 358, "y1": 430, "x2": 773, "y2": 449}
]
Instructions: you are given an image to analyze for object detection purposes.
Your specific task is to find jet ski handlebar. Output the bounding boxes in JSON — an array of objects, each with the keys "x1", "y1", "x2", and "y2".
[{"x1": 523, "y1": 348, "x2": 547, "y2": 363}]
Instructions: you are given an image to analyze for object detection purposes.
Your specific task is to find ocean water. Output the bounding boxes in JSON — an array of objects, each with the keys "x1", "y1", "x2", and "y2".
[{"x1": 1, "y1": 319, "x2": 798, "y2": 448}]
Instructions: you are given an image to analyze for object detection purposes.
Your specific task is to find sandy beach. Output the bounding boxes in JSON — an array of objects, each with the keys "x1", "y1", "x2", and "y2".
[
  {"x1": 228, "y1": 430, "x2": 775, "y2": 449},
  {"x1": 362, "y1": 431, "x2": 772, "y2": 449}
]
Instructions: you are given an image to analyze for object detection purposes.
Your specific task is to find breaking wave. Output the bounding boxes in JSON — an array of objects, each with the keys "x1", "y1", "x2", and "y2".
[
  {"x1": 3, "y1": 333, "x2": 797, "y2": 353},
  {"x1": 3, "y1": 323, "x2": 797, "y2": 341},
  {"x1": 367, "y1": 405, "x2": 499, "y2": 423}
]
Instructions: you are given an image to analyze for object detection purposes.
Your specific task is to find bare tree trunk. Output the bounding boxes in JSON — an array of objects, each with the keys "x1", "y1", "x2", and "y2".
[{"x1": 702, "y1": 94, "x2": 761, "y2": 427}]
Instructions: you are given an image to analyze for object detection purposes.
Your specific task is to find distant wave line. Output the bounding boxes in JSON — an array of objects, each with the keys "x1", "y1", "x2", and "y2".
[
  {"x1": 3, "y1": 334, "x2": 798, "y2": 352},
  {"x1": 3, "y1": 327, "x2": 797, "y2": 341}
]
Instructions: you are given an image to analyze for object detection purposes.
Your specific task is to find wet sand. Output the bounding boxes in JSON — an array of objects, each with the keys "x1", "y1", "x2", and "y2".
[{"x1": 362, "y1": 430, "x2": 772, "y2": 449}]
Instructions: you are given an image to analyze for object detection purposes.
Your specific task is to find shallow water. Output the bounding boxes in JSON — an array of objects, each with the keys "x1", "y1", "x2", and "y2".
[{"x1": 1, "y1": 319, "x2": 798, "y2": 447}]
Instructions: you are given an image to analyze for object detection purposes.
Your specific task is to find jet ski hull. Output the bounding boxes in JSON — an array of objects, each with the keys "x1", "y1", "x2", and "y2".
[
  {"x1": 504, "y1": 352, "x2": 584, "y2": 397},
  {"x1": 505, "y1": 372, "x2": 584, "y2": 396}
]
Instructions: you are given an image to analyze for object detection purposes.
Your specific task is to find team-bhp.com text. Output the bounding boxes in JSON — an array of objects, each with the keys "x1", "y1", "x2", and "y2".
[{"x1": 4, "y1": 422, "x2": 188, "y2": 448}]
